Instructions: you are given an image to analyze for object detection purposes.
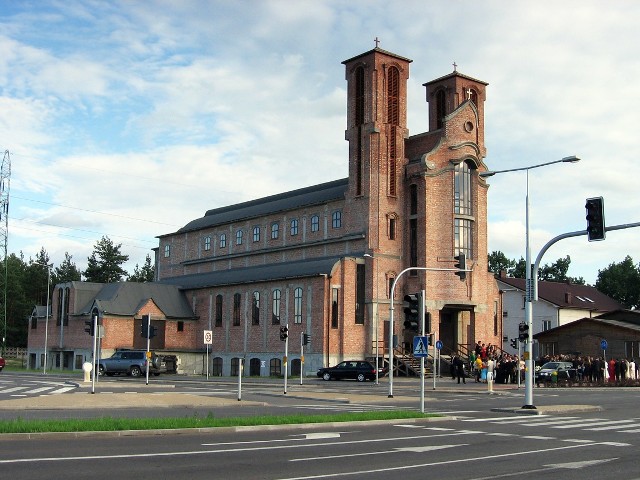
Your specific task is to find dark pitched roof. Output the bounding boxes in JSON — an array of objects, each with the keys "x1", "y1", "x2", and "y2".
[
  {"x1": 170, "y1": 178, "x2": 348, "y2": 235},
  {"x1": 342, "y1": 47, "x2": 413, "y2": 65},
  {"x1": 159, "y1": 255, "x2": 350, "y2": 290},
  {"x1": 497, "y1": 277, "x2": 623, "y2": 311},
  {"x1": 422, "y1": 71, "x2": 488, "y2": 87},
  {"x1": 534, "y1": 314, "x2": 640, "y2": 339},
  {"x1": 78, "y1": 282, "x2": 196, "y2": 319}
]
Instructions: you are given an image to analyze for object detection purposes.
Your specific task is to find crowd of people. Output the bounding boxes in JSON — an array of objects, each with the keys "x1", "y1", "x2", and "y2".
[{"x1": 450, "y1": 341, "x2": 640, "y2": 385}]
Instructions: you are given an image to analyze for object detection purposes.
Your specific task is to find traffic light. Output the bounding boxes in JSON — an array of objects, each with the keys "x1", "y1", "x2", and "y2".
[
  {"x1": 454, "y1": 253, "x2": 467, "y2": 280},
  {"x1": 403, "y1": 293, "x2": 420, "y2": 332},
  {"x1": 585, "y1": 196, "x2": 605, "y2": 241},
  {"x1": 302, "y1": 333, "x2": 311, "y2": 345},
  {"x1": 141, "y1": 322, "x2": 149, "y2": 339},
  {"x1": 140, "y1": 314, "x2": 154, "y2": 339},
  {"x1": 279, "y1": 325, "x2": 289, "y2": 341},
  {"x1": 510, "y1": 338, "x2": 517, "y2": 349},
  {"x1": 518, "y1": 322, "x2": 529, "y2": 342},
  {"x1": 84, "y1": 319, "x2": 95, "y2": 336}
]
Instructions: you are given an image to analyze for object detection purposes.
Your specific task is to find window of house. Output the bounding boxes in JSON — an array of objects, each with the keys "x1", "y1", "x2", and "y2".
[
  {"x1": 236, "y1": 230, "x2": 243, "y2": 245},
  {"x1": 453, "y1": 161, "x2": 474, "y2": 259},
  {"x1": 31, "y1": 315, "x2": 37, "y2": 329},
  {"x1": 252, "y1": 291, "x2": 260, "y2": 325},
  {"x1": 436, "y1": 88, "x2": 446, "y2": 129},
  {"x1": 332, "y1": 210, "x2": 342, "y2": 229},
  {"x1": 543, "y1": 320, "x2": 551, "y2": 331},
  {"x1": 290, "y1": 219, "x2": 298, "y2": 236},
  {"x1": 272, "y1": 289, "x2": 281, "y2": 324},
  {"x1": 204, "y1": 236, "x2": 211, "y2": 251},
  {"x1": 387, "y1": 66, "x2": 399, "y2": 196},
  {"x1": 233, "y1": 293, "x2": 241, "y2": 326},
  {"x1": 57, "y1": 288, "x2": 63, "y2": 326},
  {"x1": 164, "y1": 244, "x2": 170, "y2": 257},
  {"x1": 220, "y1": 233, "x2": 227, "y2": 248},
  {"x1": 294, "y1": 287, "x2": 303, "y2": 324},
  {"x1": 311, "y1": 215, "x2": 319, "y2": 232},
  {"x1": 389, "y1": 217, "x2": 396, "y2": 240},
  {"x1": 177, "y1": 321, "x2": 184, "y2": 332},
  {"x1": 388, "y1": 277, "x2": 395, "y2": 299},
  {"x1": 253, "y1": 226, "x2": 260, "y2": 242},
  {"x1": 331, "y1": 288, "x2": 339, "y2": 329},
  {"x1": 215, "y1": 294, "x2": 223, "y2": 327},
  {"x1": 271, "y1": 223, "x2": 279, "y2": 240},
  {"x1": 355, "y1": 263, "x2": 365, "y2": 325},
  {"x1": 355, "y1": 66, "x2": 365, "y2": 196},
  {"x1": 410, "y1": 184, "x2": 418, "y2": 215}
]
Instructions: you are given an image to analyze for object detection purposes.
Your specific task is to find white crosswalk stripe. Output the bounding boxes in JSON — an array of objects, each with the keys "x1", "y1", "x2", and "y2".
[{"x1": 462, "y1": 415, "x2": 640, "y2": 434}]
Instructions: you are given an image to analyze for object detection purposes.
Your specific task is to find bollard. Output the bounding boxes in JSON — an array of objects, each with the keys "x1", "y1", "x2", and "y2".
[
  {"x1": 82, "y1": 362, "x2": 92, "y2": 383},
  {"x1": 487, "y1": 371, "x2": 493, "y2": 393}
]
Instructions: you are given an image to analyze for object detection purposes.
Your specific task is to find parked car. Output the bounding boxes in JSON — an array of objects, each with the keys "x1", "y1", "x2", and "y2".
[
  {"x1": 0, "y1": 355, "x2": 5, "y2": 372},
  {"x1": 317, "y1": 360, "x2": 382, "y2": 382},
  {"x1": 98, "y1": 350, "x2": 168, "y2": 377},
  {"x1": 535, "y1": 361, "x2": 577, "y2": 385}
]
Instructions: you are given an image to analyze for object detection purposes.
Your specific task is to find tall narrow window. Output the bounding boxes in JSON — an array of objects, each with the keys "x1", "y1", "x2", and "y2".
[
  {"x1": 389, "y1": 216, "x2": 396, "y2": 240},
  {"x1": 387, "y1": 66, "x2": 400, "y2": 196},
  {"x1": 271, "y1": 223, "x2": 279, "y2": 239},
  {"x1": 233, "y1": 293, "x2": 241, "y2": 326},
  {"x1": 410, "y1": 184, "x2": 418, "y2": 215},
  {"x1": 236, "y1": 230, "x2": 243, "y2": 245},
  {"x1": 311, "y1": 215, "x2": 319, "y2": 232},
  {"x1": 219, "y1": 233, "x2": 227, "y2": 248},
  {"x1": 215, "y1": 294, "x2": 223, "y2": 327},
  {"x1": 57, "y1": 288, "x2": 63, "y2": 326},
  {"x1": 204, "y1": 236, "x2": 211, "y2": 251},
  {"x1": 294, "y1": 287, "x2": 303, "y2": 324},
  {"x1": 331, "y1": 288, "x2": 339, "y2": 329},
  {"x1": 290, "y1": 219, "x2": 298, "y2": 236},
  {"x1": 454, "y1": 162, "x2": 472, "y2": 215},
  {"x1": 164, "y1": 244, "x2": 170, "y2": 257},
  {"x1": 355, "y1": 66, "x2": 365, "y2": 196},
  {"x1": 272, "y1": 289, "x2": 281, "y2": 324},
  {"x1": 454, "y1": 161, "x2": 474, "y2": 258},
  {"x1": 409, "y1": 219, "x2": 418, "y2": 268},
  {"x1": 252, "y1": 291, "x2": 260, "y2": 325},
  {"x1": 332, "y1": 210, "x2": 342, "y2": 229},
  {"x1": 436, "y1": 89, "x2": 446, "y2": 129},
  {"x1": 355, "y1": 263, "x2": 365, "y2": 325},
  {"x1": 252, "y1": 226, "x2": 260, "y2": 242}
]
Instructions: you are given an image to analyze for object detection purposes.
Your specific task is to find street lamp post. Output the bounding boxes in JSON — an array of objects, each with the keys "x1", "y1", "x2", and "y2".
[{"x1": 480, "y1": 155, "x2": 580, "y2": 409}]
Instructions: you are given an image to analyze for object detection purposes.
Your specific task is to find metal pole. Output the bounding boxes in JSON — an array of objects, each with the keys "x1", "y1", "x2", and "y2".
[
  {"x1": 300, "y1": 332, "x2": 304, "y2": 386},
  {"x1": 145, "y1": 314, "x2": 151, "y2": 386},
  {"x1": 238, "y1": 358, "x2": 243, "y2": 401},
  {"x1": 91, "y1": 314, "x2": 97, "y2": 394},
  {"x1": 523, "y1": 171, "x2": 535, "y2": 408},
  {"x1": 420, "y1": 290, "x2": 425, "y2": 413},
  {"x1": 284, "y1": 324, "x2": 289, "y2": 394},
  {"x1": 43, "y1": 265, "x2": 50, "y2": 375}
]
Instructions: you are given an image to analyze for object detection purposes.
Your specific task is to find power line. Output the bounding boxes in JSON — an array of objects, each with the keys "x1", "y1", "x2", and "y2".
[{"x1": 10, "y1": 195, "x2": 181, "y2": 227}]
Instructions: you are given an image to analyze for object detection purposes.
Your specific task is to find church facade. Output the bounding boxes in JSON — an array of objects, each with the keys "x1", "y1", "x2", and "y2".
[{"x1": 155, "y1": 46, "x2": 502, "y2": 377}]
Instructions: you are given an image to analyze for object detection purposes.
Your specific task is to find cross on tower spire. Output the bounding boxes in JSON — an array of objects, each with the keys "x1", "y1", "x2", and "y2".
[{"x1": 374, "y1": 37, "x2": 380, "y2": 48}]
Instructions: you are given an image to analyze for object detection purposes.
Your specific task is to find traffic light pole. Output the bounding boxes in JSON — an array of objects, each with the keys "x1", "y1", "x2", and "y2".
[
  {"x1": 145, "y1": 314, "x2": 151, "y2": 385},
  {"x1": 91, "y1": 314, "x2": 98, "y2": 394},
  {"x1": 388, "y1": 266, "x2": 470, "y2": 398}
]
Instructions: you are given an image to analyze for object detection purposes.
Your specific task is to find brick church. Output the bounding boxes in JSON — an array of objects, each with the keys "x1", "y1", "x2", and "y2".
[
  {"x1": 27, "y1": 45, "x2": 502, "y2": 376},
  {"x1": 155, "y1": 45, "x2": 502, "y2": 376}
]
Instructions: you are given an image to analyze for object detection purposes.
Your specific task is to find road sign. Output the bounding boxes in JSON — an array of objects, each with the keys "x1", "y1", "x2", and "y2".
[
  {"x1": 413, "y1": 336, "x2": 429, "y2": 357},
  {"x1": 601, "y1": 339, "x2": 608, "y2": 350},
  {"x1": 203, "y1": 330, "x2": 213, "y2": 345},
  {"x1": 435, "y1": 340, "x2": 443, "y2": 350}
]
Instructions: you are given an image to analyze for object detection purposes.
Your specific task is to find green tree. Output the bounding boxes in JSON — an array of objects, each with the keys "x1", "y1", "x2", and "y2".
[
  {"x1": 53, "y1": 252, "x2": 82, "y2": 284},
  {"x1": 488, "y1": 251, "x2": 515, "y2": 275},
  {"x1": 83, "y1": 236, "x2": 129, "y2": 283},
  {"x1": 4, "y1": 253, "x2": 31, "y2": 347},
  {"x1": 128, "y1": 254, "x2": 155, "y2": 283},
  {"x1": 596, "y1": 256, "x2": 640, "y2": 309},
  {"x1": 538, "y1": 255, "x2": 585, "y2": 284}
]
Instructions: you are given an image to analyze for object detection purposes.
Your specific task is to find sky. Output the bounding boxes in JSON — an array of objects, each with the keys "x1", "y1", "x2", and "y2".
[{"x1": 0, "y1": 0, "x2": 638, "y2": 285}]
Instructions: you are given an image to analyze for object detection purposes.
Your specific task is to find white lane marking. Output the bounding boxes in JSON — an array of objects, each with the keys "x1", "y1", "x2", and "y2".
[
  {"x1": 49, "y1": 387, "x2": 76, "y2": 394},
  {"x1": 276, "y1": 443, "x2": 602, "y2": 480},
  {"x1": 23, "y1": 386, "x2": 54, "y2": 394},
  {"x1": 290, "y1": 443, "x2": 467, "y2": 462},
  {"x1": 462, "y1": 415, "x2": 550, "y2": 422},
  {"x1": 0, "y1": 387, "x2": 28, "y2": 393},
  {"x1": 551, "y1": 419, "x2": 635, "y2": 429},
  {"x1": 587, "y1": 422, "x2": 640, "y2": 431}
]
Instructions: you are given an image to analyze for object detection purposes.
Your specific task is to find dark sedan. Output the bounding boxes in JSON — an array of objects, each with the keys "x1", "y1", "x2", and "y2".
[{"x1": 317, "y1": 360, "x2": 381, "y2": 382}]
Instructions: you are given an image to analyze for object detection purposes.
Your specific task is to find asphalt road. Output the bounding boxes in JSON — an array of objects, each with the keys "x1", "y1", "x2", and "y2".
[{"x1": 0, "y1": 413, "x2": 635, "y2": 480}]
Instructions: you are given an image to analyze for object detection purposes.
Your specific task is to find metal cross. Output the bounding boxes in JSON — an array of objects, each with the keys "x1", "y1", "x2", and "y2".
[
  {"x1": 374, "y1": 37, "x2": 380, "y2": 48},
  {"x1": 453, "y1": 61, "x2": 457, "y2": 72}
]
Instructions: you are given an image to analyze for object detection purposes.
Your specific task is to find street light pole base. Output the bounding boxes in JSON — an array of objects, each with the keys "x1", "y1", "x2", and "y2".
[
  {"x1": 522, "y1": 404, "x2": 537, "y2": 410},
  {"x1": 388, "y1": 394, "x2": 394, "y2": 398}
]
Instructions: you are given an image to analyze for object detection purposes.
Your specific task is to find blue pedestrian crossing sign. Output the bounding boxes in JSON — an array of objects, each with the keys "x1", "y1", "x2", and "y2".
[{"x1": 413, "y1": 336, "x2": 429, "y2": 357}]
